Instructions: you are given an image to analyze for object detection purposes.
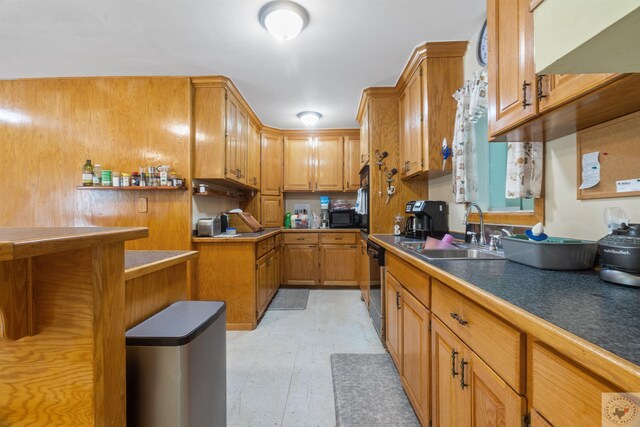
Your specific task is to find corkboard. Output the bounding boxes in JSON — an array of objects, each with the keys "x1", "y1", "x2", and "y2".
[{"x1": 577, "y1": 111, "x2": 640, "y2": 200}]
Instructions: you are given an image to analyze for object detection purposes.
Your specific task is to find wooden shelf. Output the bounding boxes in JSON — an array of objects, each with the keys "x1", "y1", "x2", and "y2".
[
  {"x1": 193, "y1": 189, "x2": 246, "y2": 201},
  {"x1": 77, "y1": 186, "x2": 187, "y2": 191}
]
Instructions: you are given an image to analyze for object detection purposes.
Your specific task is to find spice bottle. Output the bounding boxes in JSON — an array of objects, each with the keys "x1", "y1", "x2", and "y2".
[
  {"x1": 131, "y1": 172, "x2": 140, "y2": 186},
  {"x1": 121, "y1": 173, "x2": 131, "y2": 187},
  {"x1": 82, "y1": 160, "x2": 94, "y2": 187},
  {"x1": 92, "y1": 164, "x2": 102, "y2": 186}
]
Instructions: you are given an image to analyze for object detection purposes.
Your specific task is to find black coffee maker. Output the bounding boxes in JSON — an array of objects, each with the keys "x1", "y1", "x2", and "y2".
[{"x1": 404, "y1": 200, "x2": 449, "y2": 239}]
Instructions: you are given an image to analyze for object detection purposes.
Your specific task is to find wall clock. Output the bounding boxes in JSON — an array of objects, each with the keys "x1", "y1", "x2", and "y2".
[{"x1": 477, "y1": 20, "x2": 488, "y2": 67}]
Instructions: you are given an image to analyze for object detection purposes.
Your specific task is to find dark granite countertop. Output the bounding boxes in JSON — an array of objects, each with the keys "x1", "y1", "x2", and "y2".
[
  {"x1": 192, "y1": 227, "x2": 361, "y2": 243},
  {"x1": 373, "y1": 234, "x2": 640, "y2": 367}
]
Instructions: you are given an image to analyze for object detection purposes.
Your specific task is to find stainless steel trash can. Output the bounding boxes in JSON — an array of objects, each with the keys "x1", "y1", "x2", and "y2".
[{"x1": 126, "y1": 301, "x2": 226, "y2": 427}]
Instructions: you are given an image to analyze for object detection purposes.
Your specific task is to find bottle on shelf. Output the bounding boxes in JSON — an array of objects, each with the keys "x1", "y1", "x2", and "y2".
[
  {"x1": 284, "y1": 211, "x2": 292, "y2": 229},
  {"x1": 82, "y1": 160, "x2": 94, "y2": 187},
  {"x1": 92, "y1": 164, "x2": 102, "y2": 186}
]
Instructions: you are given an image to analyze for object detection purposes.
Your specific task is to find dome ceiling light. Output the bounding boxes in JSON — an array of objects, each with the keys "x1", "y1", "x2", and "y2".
[
  {"x1": 259, "y1": 1, "x2": 310, "y2": 41},
  {"x1": 297, "y1": 111, "x2": 322, "y2": 126}
]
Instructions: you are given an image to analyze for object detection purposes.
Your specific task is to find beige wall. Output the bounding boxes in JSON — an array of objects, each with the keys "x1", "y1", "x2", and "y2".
[{"x1": 429, "y1": 26, "x2": 640, "y2": 239}]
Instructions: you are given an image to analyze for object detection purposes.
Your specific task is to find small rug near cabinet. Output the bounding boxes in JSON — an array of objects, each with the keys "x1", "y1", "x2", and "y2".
[
  {"x1": 330, "y1": 353, "x2": 420, "y2": 427},
  {"x1": 268, "y1": 288, "x2": 310, "y2": 310}
]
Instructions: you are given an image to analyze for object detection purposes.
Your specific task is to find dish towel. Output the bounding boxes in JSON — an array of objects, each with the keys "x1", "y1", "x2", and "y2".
[
  {"x1": 355, "y1": 188, "x2": 363, "y2": 214},
  {"x1": 505, "y1": 142, "x2": 543, "y2": 198}
]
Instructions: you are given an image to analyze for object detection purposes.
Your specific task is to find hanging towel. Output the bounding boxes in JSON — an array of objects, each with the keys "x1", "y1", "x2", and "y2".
[
  {"x1": 355, "y1": 188, "x2": 363, "y2": 214},
  {"x1": 505, "y1": 142, "x2": 543, "y2": 198}
]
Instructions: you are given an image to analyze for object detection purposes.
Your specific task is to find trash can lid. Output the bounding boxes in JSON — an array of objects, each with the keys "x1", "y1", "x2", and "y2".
[{"x1": 126, "y1": 301, "x2": 226, "y2": 347}]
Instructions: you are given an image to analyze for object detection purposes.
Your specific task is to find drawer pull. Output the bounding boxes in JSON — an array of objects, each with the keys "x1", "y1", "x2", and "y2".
[
  {"x1": 335, "y1": 237, "x2": 342, "y2": 240},
  {"x1": 450, "y1": 312, "x2": 468, "y2": 326},
  {"x1": 451, "y1": 350, "x2": 459, "y2": 378},
  {"x1": 460, "y1": 358, "x2": 468, "y2": 389},
  {"x1": 396, "y1": 291, "x2": 401, "y2": 310}
]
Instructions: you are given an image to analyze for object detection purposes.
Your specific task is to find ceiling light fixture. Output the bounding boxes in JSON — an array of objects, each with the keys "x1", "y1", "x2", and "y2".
[
  {"x1": 259, "y1": 1, "x2": 309, "y2": 41},
  {"x1": 297, "y1": 111, "x2": 322, "y2": 126}
]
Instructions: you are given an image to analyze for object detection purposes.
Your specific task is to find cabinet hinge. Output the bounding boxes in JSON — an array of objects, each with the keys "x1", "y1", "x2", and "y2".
[
  {"x1": 420, "y1": 114, "x2": 424, "y2": 122},
  {"x1": 428, "y1": 421, "x2": 432, "y2": 427},
  {"x1": 428, "y1": 319, "x2": 432, "y2": 332},
  {"x1": 421, "y1": 160, "x2": 424, "y2": 167},
  {"x1": 522, "y1": 413, "x2": 531, "y2": 427},
  {"x1": 419, "y1": 68, "x2": 423, "y2": 77},
  {"x1": 225, "y1": 91, "x2": 228, "y2": 100}
]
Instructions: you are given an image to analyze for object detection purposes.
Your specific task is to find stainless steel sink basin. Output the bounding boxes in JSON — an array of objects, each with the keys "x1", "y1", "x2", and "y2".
[{"x1": 397, "y1": 241, "x2": 505, "y2": 260}]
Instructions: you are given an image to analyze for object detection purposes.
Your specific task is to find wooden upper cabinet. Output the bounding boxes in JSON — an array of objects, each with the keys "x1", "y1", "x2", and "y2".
[
  {"x1": 315, "y1": 136, "x2": 343, "y2": 191},
  {"x1": 225, "y1": 93, "x2": 240, "y2": 181},
  {"x1": 537, "y1": 73, "x2": 618, "y2": 113},
  {"x1": 343, "y1": 137, "x2": 360, "y2": 191},
  {"x1": 193, "y1": 86, "x2": 226, "y2": 179},
  {"x1": 236, "y1": 106, "x2": 248, "y2": 184},
  {"x1": 359, "y1": 106, "x2": 370, "y2": 169},
  {"x1": 283, "y1": 137, "x2": 314, "y2": 191},
  {"x1": 261, "y1": 133, "x2": 283, "y2": 195},
  {"x1": 261, "y1": 195, "x2": 282, "y2": 228},
  {"x1": 246, "y1": 121, "x2": 260, "y2": 189},
  {"x1": 400, "y1": 69, "x2": 423, "y2": 178},
  {"x1": 487, "y1": 0, "x2": 536, "y2": 137}
]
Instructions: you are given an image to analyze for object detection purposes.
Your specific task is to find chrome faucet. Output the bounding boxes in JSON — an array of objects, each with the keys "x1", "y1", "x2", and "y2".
[{"x1": 463, "y1": 203, "x2": 486, "y2": 246}]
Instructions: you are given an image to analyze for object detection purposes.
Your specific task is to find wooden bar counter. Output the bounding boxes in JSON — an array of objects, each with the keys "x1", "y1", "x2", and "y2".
[{"x1": 0, "y1": 227, "x2": 147, "y2": 426}]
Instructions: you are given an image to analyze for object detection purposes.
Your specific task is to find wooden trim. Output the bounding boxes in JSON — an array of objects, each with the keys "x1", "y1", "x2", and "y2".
[
  {"x1": 281, "y1": 128, "x2": 360, "y2": 138},
  {"x1": 396, "y1": 41, "x2": 468, "y2": 94},
  {"x1": 530, "y1": 0, "x2": 545, "y2": 11},
  {"x1": 124, "y1": 251, "x2": 198, "y2": 281}
]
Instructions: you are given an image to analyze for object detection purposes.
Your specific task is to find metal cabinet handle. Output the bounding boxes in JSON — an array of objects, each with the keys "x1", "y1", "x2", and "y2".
[
  {"x1": 395, "y1": 291, "x2": 401, "y2": 310},
  {"x1": 460, "y1": 358, "x2": 468, "y2": 389},
  {"x1": 450, "y1": 312, "x2": 468, "y2": 326},
  {"x1": 537, "y1": 75, "x2": 547, "y2": 101},
  {"x1": 522, "y1": 80, "x2": 532, "y2": 109},
  {"x1": 451, "y1": 350, "x2": 459, "y2": 378},
  {"x1": 335, "y1": 237, "x2": 342, "y2": 240}
]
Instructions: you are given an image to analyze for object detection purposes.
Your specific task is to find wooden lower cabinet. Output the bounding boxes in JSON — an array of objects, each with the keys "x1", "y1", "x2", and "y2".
[
  {"x1": 401, "y1": 288, "x2": 430, "y2": 425},
  {"x1": 432, "y1": 317, "x2": 525, "y2": 427},
  {"x1": 320, "y1": 244, "x2": 357, "y2": 285},
  {"x1": 385, "y1": 272, "x2": 402, "y2": 368},
  {"x1": 193, "y1": 238, "x2": 279, "y2": 330},
  {"x1": 284, "y1": 244, "x2": 318, "y2": 285}
]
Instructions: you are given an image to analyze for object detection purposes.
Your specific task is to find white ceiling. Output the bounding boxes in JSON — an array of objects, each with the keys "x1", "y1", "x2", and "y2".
[{"x1": 0, "y1": 1, "x2": 486, "y2": 128}]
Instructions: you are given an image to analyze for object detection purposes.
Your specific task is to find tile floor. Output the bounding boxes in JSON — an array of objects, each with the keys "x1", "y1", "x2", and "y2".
[{"x1": 226, "y1": 289, "x2": 386, "y2": 427}]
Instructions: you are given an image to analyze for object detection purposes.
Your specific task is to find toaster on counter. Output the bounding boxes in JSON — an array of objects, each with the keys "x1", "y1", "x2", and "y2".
[{"x1": 197, "y1": 217, "x2": 222, "y2": 237}]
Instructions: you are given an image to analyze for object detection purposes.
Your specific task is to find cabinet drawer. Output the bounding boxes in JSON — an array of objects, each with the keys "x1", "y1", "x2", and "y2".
[
  {"x1": 274, "y1": 233, "x2": 283, "y2": 247},
  {"x1": 284, "y1": 233, "x2": 319, "y2": 244},
  {"x1": 386, "y1": 252, "x2": 430, "y2": 308},
  {"x1": 320, "y1": 233, "x2": 356, "y2": 245},
  {"x1": 531, "y1": 342, "x2": 618, "y2": 427},
  {"x1": 257, "y1": 237, "x2": 275, "y2": 258},
  {"x1": 432, "y1": 279, "x2": 524, "y2": 393}
]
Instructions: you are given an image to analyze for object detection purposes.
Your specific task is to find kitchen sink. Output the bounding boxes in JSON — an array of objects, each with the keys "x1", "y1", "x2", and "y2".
[{"x1": 397, "y1": 241, "x2": 505, "y2": 260}]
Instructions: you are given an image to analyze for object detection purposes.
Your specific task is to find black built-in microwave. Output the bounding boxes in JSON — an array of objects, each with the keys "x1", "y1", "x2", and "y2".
[{"x1": 329, "y1": 209, "x2": 355, "y2": 228}]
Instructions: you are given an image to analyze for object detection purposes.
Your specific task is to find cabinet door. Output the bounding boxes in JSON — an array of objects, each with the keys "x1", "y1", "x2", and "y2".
[
  {"x1": 385, "y1": 272, "x2": 402, "y2": 369},
  {"x1": 432, "y1": 316, "x2": 465, "y2": 427},
  {"x1": 246, "y1": 122, "x2": 261, "y2": 189},
  {"x1": 315, "y1": 136, "x2": 344, "y2": 191},
  {"x1": 487, "y1": 0, "x2": 536, "y2": 137},
  {"x1": 530, "y1": 409, "x2": 553, "y2": 427},
  {"x1": 358, "y1": 238, "x2": 369, "y2": 306},
  {"x1": 538, "y1": 73, "x2": 618, "y2": 113},
  {"x1": 271, "y1": 248, "x2": 281, "y2": 299},
  {"x1": 261, "y1": 195, "x2": 283, "y2": 228},
  {"x1": 320, "y1": 244, "x2": 357, "y2": 285},
  {"x1": 401, "y1": 289, "x2": 430, "y2": 425},
  {"x1": 225, "y1": 93, "x2": 239, "y2": 180},
  {"x1": 261, "y1": 133, "x2": 283, "y2": 195},
  {"x1": 257, "y1": 255, "x2": 269, "y2": 318},
  {"x1": 235, "y1": 107, "x2": 248, "y2": 184},
  {"x1": 401, "y1": 70, "x2": 423, "y2": 178},
  {"x1": 284, "y1": 245, "x2": 318, "y2": 285},
  {"x1": 343, "y1": 136, "x2": 360, "y2": 191},
  {"x1": 467, "y1": 345, "x2": 525, "y2": 427},
  {"x1": 360, "y1": 106, "x2": 370, "y2": 169},
  {"x1": 283, "y1": 137, "x2": 314, "y2": 191}
]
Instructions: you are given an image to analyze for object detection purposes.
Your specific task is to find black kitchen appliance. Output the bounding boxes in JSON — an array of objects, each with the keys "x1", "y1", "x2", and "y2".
[
  {"x1": 359, "y1": 165, "x2": 369, "y2": 234},
  {"x1": 403, "y1": 200, "x2": 449, "y2": 240},
  {"x1": 367, "y1": 239, "x2": 385, "y2": 342},
  {"x1": 598, "y1": 223, "x2": 640, "y2": 287},
  {"x1": 329, "y1": 209, "x2": 355, "y2": 228}
]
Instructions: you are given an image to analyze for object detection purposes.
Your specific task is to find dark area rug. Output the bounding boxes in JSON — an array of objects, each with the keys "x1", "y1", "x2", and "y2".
[
  {"x1": 268, "y1": 288, "x2": 310, "y2": 310},
  {"x1": 330, "y1": 353, "x2": 420, "y2": 427}
]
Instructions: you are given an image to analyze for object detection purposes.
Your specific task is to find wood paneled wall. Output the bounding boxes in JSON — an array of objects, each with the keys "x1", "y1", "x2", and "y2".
[
  {"x1": 0, "y1": 77, "x2": 192, "y2": 250},
  {"x1": 368, "y1": 96, "x2": 429, "y2": 234}
]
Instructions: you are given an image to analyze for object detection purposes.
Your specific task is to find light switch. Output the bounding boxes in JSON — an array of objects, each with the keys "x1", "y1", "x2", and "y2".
[{"x1": 137, "y1": 197, "x2": 148, "y2": 213}]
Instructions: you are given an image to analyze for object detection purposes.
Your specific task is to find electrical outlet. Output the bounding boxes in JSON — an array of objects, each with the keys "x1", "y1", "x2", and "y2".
[{"x1": 137, "y1": 197, "x2": 148, "y2": 213}]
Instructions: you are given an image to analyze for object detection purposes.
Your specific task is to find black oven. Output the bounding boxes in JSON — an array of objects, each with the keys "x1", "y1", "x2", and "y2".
[
  {"x1": 359, "y1": 165, "x2": 369, "y2": 234},
  {"x1": 329, "y1": 209, "x2": 354, "y2": 228}
]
